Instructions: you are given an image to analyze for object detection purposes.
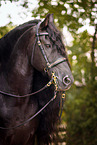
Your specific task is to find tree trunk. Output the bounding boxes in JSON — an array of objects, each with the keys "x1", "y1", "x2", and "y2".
[{"x1": 91, "y1": 24, "x2": 97, "y2": 82}]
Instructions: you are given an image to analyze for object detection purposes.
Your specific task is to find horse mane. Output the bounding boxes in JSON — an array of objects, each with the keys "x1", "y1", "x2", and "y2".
[
  {"x1": 33, "y1": 69, "x2": 61, "y2": 144},
  {"x1": 46, "y1": 22, "x2": 71, "y2": 68},
  {"x1": 0, "y1": 19, "x2": 40, "y2": 64},
  {"x1": 46, "y1": 23, "x2": 65, "y2": 54}
]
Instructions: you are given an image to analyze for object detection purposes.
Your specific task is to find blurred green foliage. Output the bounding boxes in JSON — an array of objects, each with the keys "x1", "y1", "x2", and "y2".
[
  {"x1": 64, "y1": 30, "x2": 97, "y2": 145},
  {"x1": 32, "y1": 0, "x2": 97, "y2": 32},
  {"x1": 0, "y1": 0, "x2": 97, "y2": 144}
]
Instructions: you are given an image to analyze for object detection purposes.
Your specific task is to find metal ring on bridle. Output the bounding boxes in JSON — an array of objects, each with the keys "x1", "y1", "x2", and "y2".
[{"x1": 63, "y1": 75, "x2": 71, "y2": 86}]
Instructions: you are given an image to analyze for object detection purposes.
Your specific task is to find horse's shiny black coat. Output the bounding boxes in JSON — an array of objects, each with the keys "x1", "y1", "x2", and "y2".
[
  {"x1": 0, "y1": 14, "x2": 73, "y2": 145},
  {"x1": 0, "y1": 20, "x2": 40, "y2": 66}
]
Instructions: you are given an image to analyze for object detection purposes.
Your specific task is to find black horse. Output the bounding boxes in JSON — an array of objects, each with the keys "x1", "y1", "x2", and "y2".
[{"x1": 0, "y1": 14, "x2": 74, "y2": 145}]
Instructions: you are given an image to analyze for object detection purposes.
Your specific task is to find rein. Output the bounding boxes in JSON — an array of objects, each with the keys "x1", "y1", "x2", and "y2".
[
  {"x1": 0, "y1": 78, "x2": 53, "y2": 98},
  {"x1": 0, "y1": 73, "x2": 59, "y2": 130},
  {"x1": 0, "y1": 91, "x2": 57, "y2": 130}
]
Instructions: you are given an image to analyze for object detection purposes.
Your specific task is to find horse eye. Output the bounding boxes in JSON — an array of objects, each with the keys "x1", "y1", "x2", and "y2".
[{"x1": 45, "y1": 44, "x2": 51, "y2": 48}]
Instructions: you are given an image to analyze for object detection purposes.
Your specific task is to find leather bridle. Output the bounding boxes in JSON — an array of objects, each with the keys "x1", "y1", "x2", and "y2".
[
  {"x1": 0, "y1": 22, "x2": 66, "y2": 130},
  {"x1": 36, "y1": 22, "x2": 67, "y2": 72}
]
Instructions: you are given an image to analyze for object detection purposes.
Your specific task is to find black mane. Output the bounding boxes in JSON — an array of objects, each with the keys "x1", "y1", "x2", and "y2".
[
  {"x1": 0, "y1": 19, "x2": 40, "y2": 64},
  {"x1": 46, "y1": 22, "x2": 70, "y2": 67},
  {"x1": 33, "y1": 69, "x2": 61, "y2": 143},
  {"x1": 47, "y1": 23, "x2": 65, "y2": 54}
]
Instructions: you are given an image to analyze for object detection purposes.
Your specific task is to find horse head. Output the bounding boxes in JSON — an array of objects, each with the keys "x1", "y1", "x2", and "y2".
[{"x1": 31, "y1": 14, "x2": 74, "y2": 91}]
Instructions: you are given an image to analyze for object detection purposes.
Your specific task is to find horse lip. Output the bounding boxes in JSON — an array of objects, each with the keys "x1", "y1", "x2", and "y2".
[{"x1": 57, "y1": 84, "x2": 71, "y2": 91}]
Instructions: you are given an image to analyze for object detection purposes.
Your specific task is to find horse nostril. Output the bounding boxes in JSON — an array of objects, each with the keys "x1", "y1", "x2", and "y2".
[{"x1": 63, "y1": 75, "x2": 71, "y2": 86}]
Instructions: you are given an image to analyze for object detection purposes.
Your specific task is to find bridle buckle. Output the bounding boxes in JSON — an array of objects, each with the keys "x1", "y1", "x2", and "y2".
[{"x1": 51, "y1": 72, "x2": 58, "y2": 91}]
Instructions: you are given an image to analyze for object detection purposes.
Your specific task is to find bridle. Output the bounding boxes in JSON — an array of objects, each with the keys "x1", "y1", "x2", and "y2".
[
  {"x1": 36, "y1": 22, "x2": 67, "y2": 72},
  {"x1": 36, "y1": 22, "x2": 71, "y2": 87},
  {"x1": 0, "y1": 22, "x2": 67, "y2": 130}
]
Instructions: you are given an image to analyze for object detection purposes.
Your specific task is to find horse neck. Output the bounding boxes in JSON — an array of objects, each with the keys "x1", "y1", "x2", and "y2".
[
  {"x1": 0, "y1": 22, "x2": 34, "y2": 65},
  {"x1": 5, "y1": 27, "x2": 35, "y2": 95}
]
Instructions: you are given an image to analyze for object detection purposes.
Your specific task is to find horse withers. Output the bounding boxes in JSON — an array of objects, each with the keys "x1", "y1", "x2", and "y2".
[{"x1": 0, "y1": 14, "x2": 74, "y2": 145}]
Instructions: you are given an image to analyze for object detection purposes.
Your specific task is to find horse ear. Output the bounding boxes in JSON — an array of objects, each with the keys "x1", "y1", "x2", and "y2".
[{"x1": 40, "y1": 14, "x2": 54, "y2": 29}]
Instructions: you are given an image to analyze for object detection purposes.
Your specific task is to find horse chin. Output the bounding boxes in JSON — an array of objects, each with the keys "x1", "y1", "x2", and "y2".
[{"x1": 57, "y1": 85, "x2": 71, "y2": 92}]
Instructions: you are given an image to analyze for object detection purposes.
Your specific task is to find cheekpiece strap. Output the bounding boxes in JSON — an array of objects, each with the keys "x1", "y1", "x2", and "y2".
[{"x1": 36, "y1": 22, "x2": 50, "y2": 66}]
